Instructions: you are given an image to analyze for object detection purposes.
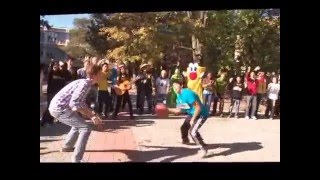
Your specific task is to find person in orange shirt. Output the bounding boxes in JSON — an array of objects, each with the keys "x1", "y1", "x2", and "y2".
[{"x1": 256, "y1": 71, "x2": 267, "y2": 117}]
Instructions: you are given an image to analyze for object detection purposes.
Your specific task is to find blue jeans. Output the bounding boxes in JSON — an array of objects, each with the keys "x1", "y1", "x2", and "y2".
[
  {"x1": 49, "y1": 109, "x2": 91, "y2": 162},
  {"x1": 229, "y1": 99, "x2": 240, "y2": 116},
  {"x1": 157, "y1": 94, "x2": 167, "y2": 103},
  {"x1": 203, "y1": 94, "x2": 213, "y2": 112},
  {"x1": 245, "y1": 95, "x2": 257, "y2": 118}
]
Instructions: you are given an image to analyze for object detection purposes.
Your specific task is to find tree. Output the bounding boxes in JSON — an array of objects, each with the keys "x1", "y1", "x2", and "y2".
[
  {"x1": 86, "y1": 14, "x2": 111, "y2": 56},
  {"x1": 82, "y1": 10, "x2": 280, "y2": 73},
  {"x1": 40, "y1": 15, "x2": 51, "y2": 29},
  {"x1": 60, "y1": 17, "x2": 98, "y2": 59}
]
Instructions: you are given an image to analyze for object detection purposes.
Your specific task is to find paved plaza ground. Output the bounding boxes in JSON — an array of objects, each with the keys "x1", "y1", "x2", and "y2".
[
  {"x1": 40, "y1": 84, "x2": 279, "y2": 162},
  {"x1": 40, "y1": 102, "x2": 279, "y2": 162}
]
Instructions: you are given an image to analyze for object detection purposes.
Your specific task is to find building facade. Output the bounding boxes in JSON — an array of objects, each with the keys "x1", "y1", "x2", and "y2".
[{"x1": 40, "y1": 26, "x2": 70, "y2": 64}]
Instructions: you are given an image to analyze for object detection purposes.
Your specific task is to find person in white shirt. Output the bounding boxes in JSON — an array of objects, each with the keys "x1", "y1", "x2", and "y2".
[
  {"x1": 155, "y1": 70, "x2": 170, "y2": 103},
  {"x1": 264, "y1": 76, "x2": 280, "y2": 120}
]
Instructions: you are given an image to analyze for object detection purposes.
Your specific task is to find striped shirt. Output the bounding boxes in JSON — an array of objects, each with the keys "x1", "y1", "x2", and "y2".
[{"x1": 49, "y1": 79, "x2": 93, "y2": 112}]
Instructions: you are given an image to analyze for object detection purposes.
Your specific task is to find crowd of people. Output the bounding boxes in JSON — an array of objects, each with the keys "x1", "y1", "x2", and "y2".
[{"x1": 40, "y1": 57, "x2": 280, "y2": 127}]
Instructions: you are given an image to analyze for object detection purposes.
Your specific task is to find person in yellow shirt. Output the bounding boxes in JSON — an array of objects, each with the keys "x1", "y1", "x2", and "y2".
[{"x1": 97, "y1": 62, "x2": 111, "y2": 118}]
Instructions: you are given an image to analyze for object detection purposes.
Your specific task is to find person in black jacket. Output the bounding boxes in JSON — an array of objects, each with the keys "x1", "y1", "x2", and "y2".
[
  {"x1": 228, "y1": 76, "x2": 243, "y2": 119},
  {"x1": 40, "y1": 61, "x2": 66, "y2": 126},
  {"x1": 136, "y1": 67, "x2": 155, "y2": 114},
  {"x1": 59, "y1": 61, "x2": 72, "y2": 83},
  {"x1": 67, "y1": 58, "x2": 78, "y2": 81}
]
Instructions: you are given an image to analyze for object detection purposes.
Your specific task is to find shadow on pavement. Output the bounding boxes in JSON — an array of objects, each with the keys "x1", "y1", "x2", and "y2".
[
  {"x1": 93, "y1": 120, "x2": 155, "y2": 133},
  {"x1": 85, "y1": 141, "x2": 263, "y2": 162},
  {"x1": 40, "y1": 119, "x2": 157, "y2": 136},
  {"x1": 40, "y1": 123, "x2": 71, "y2": 137},
  {"x1": 40, "y1": 151, "x2": 59, "y2": 155},
  {"x1": 40, "y1": 139, "x2": 61, "y2": 143},
  {"x1": 136, "y1": 116, "x2": 184, "y2": 120}
]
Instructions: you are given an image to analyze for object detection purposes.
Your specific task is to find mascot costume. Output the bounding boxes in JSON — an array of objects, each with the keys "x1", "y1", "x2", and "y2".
[
  {"x1": 166, "y1": 69, "x2": 183, "y2": 108},
  {"x1": 183, "y1": 63, "x2": 206, "y2": 102}
]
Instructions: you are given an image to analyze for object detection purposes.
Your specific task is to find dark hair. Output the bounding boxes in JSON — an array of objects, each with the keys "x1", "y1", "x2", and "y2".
[
  {"x1": 49, "y1": 61, "x2": 59, "y2": 71},
  {"x1": 100, "y1": 62, "x2": 109, "y2": 67},
  {"x1": 86, "y1": 65, "x2": 102, "y2": 78},
  {"x1": 61, "y1": 62, "x2": 68, "y2": 70},
  {"x1": 171, "y1": 79, "x2": 183, "y2": 86},
  {"x1": 235, "y1": 76, "x2": 242, "y2": 83},
  {"x1": 271, "y1": 76, "x2": 278, "y2": 83},
  {"x1": 206, "y1": 72, "x2": 214, "y2": 80}
]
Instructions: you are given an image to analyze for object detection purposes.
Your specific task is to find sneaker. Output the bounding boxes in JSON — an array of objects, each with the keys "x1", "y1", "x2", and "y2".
[
  {"x1": 72, "y1": 159, "x2": 85, "y2": 163},
  {"x1": 200, "y1": 149, "x2": 208, "y2": 158},
  {"x1": 61, "y1": 147, "x2": 75, "y2": 152},
  {"x1": 245, "y1": 116, "x2": 250, "y2": 119},
  {"x1": 251, "y1": 116, "x2": 257, "y2": 120},
  {"x1": 182, "y1": 139, "x2": 190, "y2": 145},
  {"x1": 100, "y1": 114, "x2": 108, "y2": 120},
  {"x1": 234, "y1": 115, "x2": 239, "y2": 119},
  {"x1": 269, "y1": 118, "x2": 273, "y2": 120}
]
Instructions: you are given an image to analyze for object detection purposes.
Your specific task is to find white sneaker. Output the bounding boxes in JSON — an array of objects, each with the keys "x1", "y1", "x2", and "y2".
[
  {"x1": 245, "y1": 116, "x2": 250, "y2": 119},
  {"x1": 251, "y1": 116, "x2": 257, "y2": 120},
  {"x1": 72, "y1": 159, "x2": 85, "y2": 163}
]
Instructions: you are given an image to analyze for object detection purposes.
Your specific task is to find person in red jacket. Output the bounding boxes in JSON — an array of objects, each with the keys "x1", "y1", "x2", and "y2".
[{"x1": 245, "y1": 67, "x2": 259, "y2": 119}]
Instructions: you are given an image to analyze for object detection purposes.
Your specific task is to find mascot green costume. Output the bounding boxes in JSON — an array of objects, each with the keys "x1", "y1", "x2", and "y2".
[{"x1": 166, "y1": 69, "x2": 183, "y2": 107}]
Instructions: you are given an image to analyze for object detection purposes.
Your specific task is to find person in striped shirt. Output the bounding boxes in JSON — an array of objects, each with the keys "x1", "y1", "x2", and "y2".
[{"x1": 49, "y1": 65, "x2": 104, "y2": 163}]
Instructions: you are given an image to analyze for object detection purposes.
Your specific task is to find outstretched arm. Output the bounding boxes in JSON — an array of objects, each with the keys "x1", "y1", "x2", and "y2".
[{"x1": 167, "y1": 107, "x2": 182, "y2": 115}]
